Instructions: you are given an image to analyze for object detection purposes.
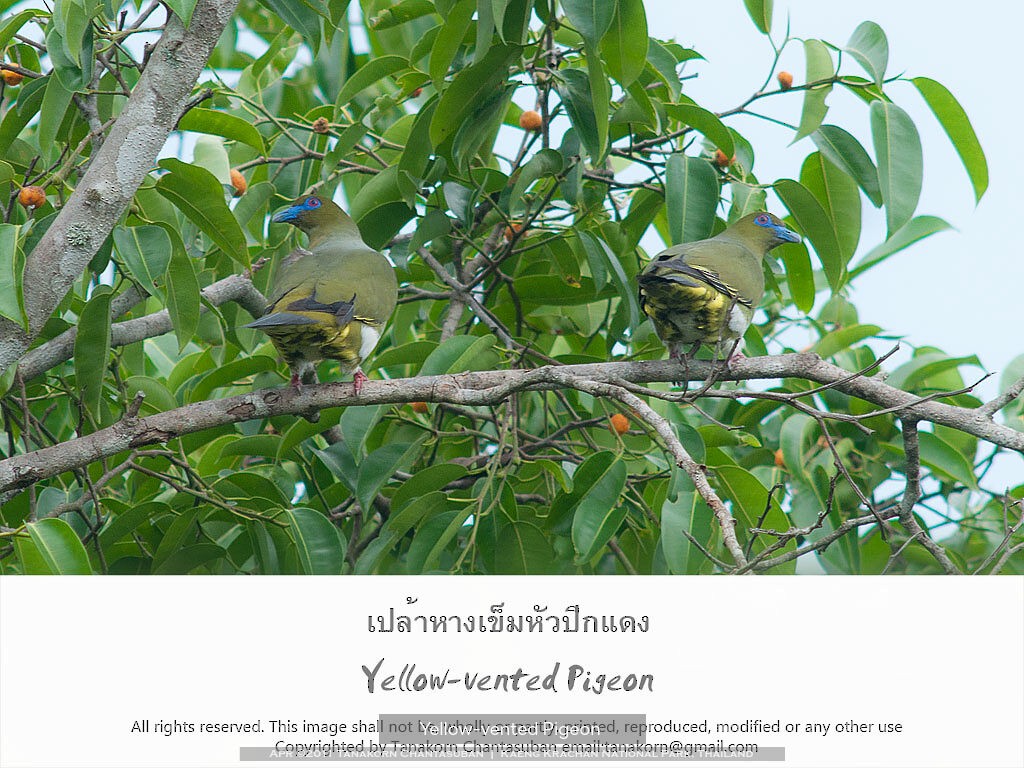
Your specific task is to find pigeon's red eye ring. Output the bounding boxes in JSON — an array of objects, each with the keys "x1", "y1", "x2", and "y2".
[
  {"x1": 755, "y1": 214, "x2": 770, "y2": 226},
  {"x1": 307, "y1": 197, "x2": 322, "y2": 208}
]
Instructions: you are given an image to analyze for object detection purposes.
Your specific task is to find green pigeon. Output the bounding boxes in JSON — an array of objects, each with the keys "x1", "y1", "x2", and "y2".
[
  {"x1": 638, "y1": 212, "x2": 800, "y2": 362},
  {"x1": 245, "y1": 194, "x2": 397, "y2": 394}
]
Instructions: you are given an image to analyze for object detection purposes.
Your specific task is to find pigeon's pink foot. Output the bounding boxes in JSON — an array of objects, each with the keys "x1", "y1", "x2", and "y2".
[
  {"x1": 353, "y1": 369, "x2": 368, "y2": 395},
  {"x1": 290, "y1": 373, "x2": 302, "y2": 390},
  {"x1": 726, "y1": 350, "x2": 746, "y2": 369}
]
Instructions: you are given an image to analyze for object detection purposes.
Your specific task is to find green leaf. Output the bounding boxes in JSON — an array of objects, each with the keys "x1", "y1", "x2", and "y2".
[
  {"x1": 369, "y1": 0, "x2": 435, "y2": 29},
  {"x1": 577, "y1": 231, "x2": 639, "y2": 331},
  {"x1": 177, "y1": 108, "x2": 267, "y2": 154},
  {"x1": 776, "y1": 240, "x2": 814, "y2": 313},
  {"x1": 356, "y1": 442, "x2": 421, "y2": 517},
  {"x1": 348, "y1": 166, "x2": 417, "y2": 248},
  {"x1": 337, "y1": 55, "x2": 408, "y2": 105},
  {"x1": 510, "y1": 148, "x2": 564, "y2": 213},
  {"x1": 23, "y1": 519, "x2": 92, "y2": 574},
  {"x1": 556, "y1": 68, "x2": 603, "y2": 163},
  {"x1": 774, "y1": 178, "x2": 844, "y2": 292},
  {"x1": 800, "y1": 152, "x2": 860, "y2": 263},
  {"x1": 850, "y1": 215, "x2": 952, "y2": 277},
  {"x1": 712, "y1": 465, "x2": 790, "y2": 553},
  {"x1": 779, "y1": 413, "x2": 818, "y2": 483},
  {"x1": 812, "y1": 124, "x2": 883, "y2": 207},
  {"x1": 430, "y1": 43, "x2": 518, "y2": 148},
  {"x1": 258, "y1": 0, "x2": 322, "y2": 52},
  {"x1": 156, "y1": 159, "x2": 248, "y2": 266},
  {"x1": 571, "y1": 455, "x2": 627, "y2": 562},
  {"x1": 419, "y1": 334, "x2": 499, "y2": 375},
  {"x1": 429, "y1": 0, "x2": 474, "y2": 86},
  {"x1": 0, "y1": 224, "x2": 25, "y2": 328},
  {"x1": 406, "y1": 507, "x2": 471, "y2": 572},
  {"x1": 793, "y1": 40, "x2": 833, "y2": 142},
  {"x1": 561, "y1": 0, "x2": 615, "y2": 48},
  {"x1": 284, "y1": 507, "x2": 346, "y2": 574},
  {"x1": 912, "y1": 77, "x2": 988, "y2": 203},
  {"x1": 742, "y1": 0, "x2": 773, "y2": 34},
  {"x1": 665, "y1": 154, "x2": 718, "y2": 245},
  {"x1": 660, "y1": 486, "x2": 714, "y2": 574},
  {"x1": 845, "y1": 21, "x2": 888, "y2": 86},
  {"x1": 888, "y1": 352, "x2": 981, "y2": 392},
  {"x1": 113, "y1": 225, "x2": 172, "y2": 299},
  {"x1": 495, "y1": 521, "x2": 557, "y2": 574},
  {"x1": 164, "y1": 0, "x2": 199, "y2": 24},
  {"x1": 165, "y1": 246, "x2": 201, "y2": 353},
  {"x1": 599, "y1": 0, "x2": 648, "y2": 87},
  {"x1": 74, "y1": 286, "x2": 113, "y2": 422},
  {"x1": 153, "y1": 544, "x2": 225, "y2": 574},
  {"x1": 37, "y1": 72, "x2": 74, "y2": 164},
  {"x1": 915, "y1": 431, "x2": 979, "y2": 490},
  {"x1": 812, "y1": 324, "x2": 882, "y2": 359},
  {"x1": 0, "y1": 11, "x2": 43, "y2": 53},
  {"x1": 870, "y1": 100, "x2": 922, "y2": 237},
  {"x1": 355, "y1": 492, "x2": 443, "y2": 573},
  {"x1": 391, "y1": 464, "x2": 468, "y2": 513},
  {"x1": 666, "y1": 103, "x2": 734, "y2": 159}
]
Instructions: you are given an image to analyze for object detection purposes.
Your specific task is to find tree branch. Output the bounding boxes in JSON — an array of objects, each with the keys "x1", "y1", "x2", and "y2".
[{"x1": 4, "y1": 353, "x2": 1022, "y2": 495}]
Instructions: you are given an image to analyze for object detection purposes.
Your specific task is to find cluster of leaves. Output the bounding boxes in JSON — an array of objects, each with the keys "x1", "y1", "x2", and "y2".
[{"x1": 1, "y1": 0, "x2": 1020, "y2": 575}]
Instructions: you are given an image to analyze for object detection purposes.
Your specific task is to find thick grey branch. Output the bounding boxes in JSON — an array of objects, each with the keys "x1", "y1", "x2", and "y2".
[
  {"x1": 2, "y1": 353, "x2": 1022, "y2": 494},
  {"x1": 0, "y1": 0, "x2": 240, "y2": 378}
]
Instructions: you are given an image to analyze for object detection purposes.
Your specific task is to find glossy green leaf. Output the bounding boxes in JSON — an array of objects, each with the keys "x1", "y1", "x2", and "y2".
[
  {"x1": 406, "y1": 507, "x2": 471, "y2": 572},
  {"x1": 557, "y1": 68, "x2": 603, "y2": 163},
  {"x1": 391, "y1": 464, "x2": 469, "y2": 513},
  {"x1": 871, "y1": 100, "x2": 923, "y2": 236},
  {"x1": 284, "y1": 507, "x2": 346, "y2": 574},
  {"x1": 577, "y1": 231, "x2": 640, "y2": 331},
  {"x1": 845, "y1": 21, "x2": 888, "y2": 86},
  {"x1": 510, "y1": 149, "x2": 564, "y2": 213},
  {"x1": 156, "y1": 159, "x2": 248, "y2": 266},
  {"x1": 666, "y1": 103, "x2": 733, "y2": 159},
  {"x1": 355, "y1": 492, "x2": 443, "y2": 574},
  {"x1": 113, "y1": 225, "x2": 173, "y2": 299},
  {"x1": 666, "y1": 154, "x2": 718, "y2": 244},
  {"x1": 812, "y1": 124, "x2": 883, "y2": 207},
  {"x1": 23, "y1": 519, "x2": 92, "y2": 574},
  {"x1": 0, "y1": 224, "x2": 25, "y2": 328},
  {"x1": 774, "y1": 178, "x2": 844, "y2": 292},
  {"x1": 793, "y1": 40, "x2": 833, "y2": 142},
  {"x1": 850, "y1": 215, "x2": 952, "y2": 277},
  {"x1": 177, "y1": 108, "x2": 266, "y2": 154},
  {"x1": 776, "y1": 240, "x2": 814, "y2": 313},
  {"x1": 912, "y1": 77, "x2": 988, "y2": 203},
  {"x1": 430, "y1": 43, "x2": 517, "y2": 147},
  {"x1": 153, "y1": 544, "x2": 226, "y2": 574},
  {"x1": 74, "y1": 286, "x2": 113, "y2": 421},
  {"x1": 369, "y1": 0, "x2": 435, "y2": 29},
  {"x1": 812, "y1": 324, "x2": 882, "y2": 359},
  {"x1": 337, "y1": 55, "x2": 408, "y2": 105},
  {"x1": 356, "y1": 442, "x2": 421, "y2": 517},
  {"x1": 742, "y1": 0, "x2": 772, "y2": 34},
  {"x1": 561, "y1": 0, "x2": 615, "y2": 47},
  {"x1": 779, "y1": 413, "x2": 817, "y2": 483},
  {"x1": 419, "y1": 333, "x2": 499, "y2": 375},
  {"x1": 164, "y1": 0, "x2": 199, "y2": 24},
  {"x1": 660, "y1": 486, "x2": 714, "y2": 574},
  {"x1": 916, "y1": 431, "x2": 979, "y2": 490},
  {"x1": 599, "y1": 0, "x2": 648, "y2": 87},
  {"x1": 495, "y1": 521, "x2": 557, "y2": 574},
  {"x1": 888, "y1": 352, "x2": 981, "y2": 392},
  {"x1": 800, "y1": 152, "x2": 861, "y2": 262},
  {"x1": 0, "y1": 10, "x2": 42, "y2": 53},
  {"x1": 165, "y1": 247, "x2": 200, "y2": 353},
  {"x1": 571, "y1": 455, "x2": 627, "y2": 562},
  {"x1": 429, "y1": 0, "x2": 474, "y2": 86}
]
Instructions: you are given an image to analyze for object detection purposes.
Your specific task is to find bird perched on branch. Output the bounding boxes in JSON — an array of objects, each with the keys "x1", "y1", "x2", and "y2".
[
  {"x1": 244, "y1": 194, "x2": 396, "y2": 395},
  {"x1": 638, "y1": 212, "x2": 800, "y2": 364}
]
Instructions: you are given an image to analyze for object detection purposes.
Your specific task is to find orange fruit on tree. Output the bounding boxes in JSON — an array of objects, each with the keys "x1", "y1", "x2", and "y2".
[
  {"x1": 18, "y1": 185, "x2": 45, "y2": 208},
  {"x1": 518, "y1": 110, "x2": 543, "y2": 131},
  {"x1": 609, "y1": 413, "x2": 629, "y2": 435},
  {"x1": 777, "y1": 71, "x2": 794, "y2": 90}
]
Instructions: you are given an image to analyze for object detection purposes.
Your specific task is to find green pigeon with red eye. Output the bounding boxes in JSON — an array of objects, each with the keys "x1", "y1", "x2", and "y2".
[
  {"x1": 245, "y1": 194, "x2": 397, "y2": 394},
  {"x1": 638, "y1": 212, "x2": 801, "y2": 363}
]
